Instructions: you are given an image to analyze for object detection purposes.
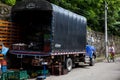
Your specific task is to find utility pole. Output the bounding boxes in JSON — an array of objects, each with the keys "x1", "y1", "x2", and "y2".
[{"x1": 105, "y1": 1, "x2": 108, "y2": 58}]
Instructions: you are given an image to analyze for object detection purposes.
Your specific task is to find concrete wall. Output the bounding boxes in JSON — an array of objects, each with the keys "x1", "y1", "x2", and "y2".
[{"x1": 87, "y1": 30, "x2": 120, "y2": 57}]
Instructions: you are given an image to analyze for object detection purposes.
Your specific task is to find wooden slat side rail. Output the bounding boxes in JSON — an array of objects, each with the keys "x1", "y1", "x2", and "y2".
[
  {"x1": 0, "y1": 20, "x2": 16, "y2": 27},
  {"x1": 0, "y1": 20, "x2": 20, "y2": 49},
  {"x1": 0, "y1": 20, "x2": 12, "y2": 24}
]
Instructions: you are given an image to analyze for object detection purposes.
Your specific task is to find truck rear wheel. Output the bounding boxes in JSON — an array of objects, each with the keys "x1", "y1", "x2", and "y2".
[{"x1": 65, "y1": 58, "x2": 72, "y2": 72}]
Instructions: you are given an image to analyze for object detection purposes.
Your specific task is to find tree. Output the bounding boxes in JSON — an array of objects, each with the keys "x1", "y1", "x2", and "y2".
[
  {"x1": 50, "y1": 0, "x2": 120, "y2": 36},
  {"x1": 2, "y1": 0, "x2": 120, "y2": 36},
  {"x1": 1, "y1": 0, "x2": 16, "y2": 6}
]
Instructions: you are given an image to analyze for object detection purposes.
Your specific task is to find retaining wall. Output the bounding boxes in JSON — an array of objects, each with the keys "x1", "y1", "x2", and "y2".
[{"x1": 87, "y1": 30, "x2": 120, "y2": 57}]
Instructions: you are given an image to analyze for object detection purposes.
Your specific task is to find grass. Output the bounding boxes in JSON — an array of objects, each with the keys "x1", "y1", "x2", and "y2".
[{"x1": 96, "y1": 53, "x2": 120, "y2": 62}]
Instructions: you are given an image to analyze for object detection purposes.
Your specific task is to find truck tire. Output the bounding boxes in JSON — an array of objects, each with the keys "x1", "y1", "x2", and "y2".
[
  {"x1": 65, "y1": 58, "x2": 72, "y2": 72},
  {"x1": 89, "y1": 56, "x2": 95, "y2": 66}
]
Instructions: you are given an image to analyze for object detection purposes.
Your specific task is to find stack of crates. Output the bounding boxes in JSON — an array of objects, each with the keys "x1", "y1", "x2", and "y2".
[
  {"x1": 1, "y1": 59, "x2": 7, "y2": 73},
  {"x1": 7, "y1": 70, "x2": 29, "y2": 80},
  {"x1": 0, "y1": 54, "x2": 8, "y2": 73},
  {"x1": 1, "y1": 70, "x2": 29, "y2": 80},
  {"x1": 0, "y1": 20, "x2": 20, "y2": 49},
  {"x1": 0, "y1": 54, "x2": 4, "y2": 60}
]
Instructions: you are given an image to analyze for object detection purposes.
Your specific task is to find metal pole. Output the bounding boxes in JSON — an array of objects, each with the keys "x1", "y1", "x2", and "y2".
[{"x1": 105, "y1": 1, "x2": 108, "y2": 58}]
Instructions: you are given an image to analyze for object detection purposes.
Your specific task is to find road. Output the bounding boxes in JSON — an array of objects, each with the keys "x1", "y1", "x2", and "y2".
[{"x1": 44, "y1": 58, "x2": 120, "y2": 80}]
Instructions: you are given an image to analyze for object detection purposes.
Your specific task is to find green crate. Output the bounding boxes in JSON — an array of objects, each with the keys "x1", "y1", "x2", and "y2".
[
  {"x1": 1, "y1": 72, "x2": 7, "y2": 80},
  {"x1": 1, "y1": 70, "x2": 29, "y2": 80},
  {"x1": 36, "y1": 70, "x2": 49, "y2": 74},
  {"x1": 41, "y1": 70, "x2": 49, "y2": 74},
  {"x1": 15, "y1": 70, "x2": 29, "y2": 80},
  {"x1": 7, "y1": 71, "x2": 16, "y2": 79}
]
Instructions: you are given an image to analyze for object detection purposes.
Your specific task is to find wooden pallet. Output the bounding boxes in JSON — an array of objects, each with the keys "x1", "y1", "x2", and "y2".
[{"x1": 0, "y1": 20, "x2": 20, "y2": 49}]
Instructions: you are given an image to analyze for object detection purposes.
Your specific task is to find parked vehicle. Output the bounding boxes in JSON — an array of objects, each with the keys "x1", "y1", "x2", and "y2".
[{"x1": 10, "y1": 0, "x2": 96, "y2": 75}]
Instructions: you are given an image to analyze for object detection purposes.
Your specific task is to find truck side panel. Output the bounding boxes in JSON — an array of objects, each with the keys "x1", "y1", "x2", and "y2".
[{"x1": 52, "y1": 4, "x2": 87, "y2": 52}]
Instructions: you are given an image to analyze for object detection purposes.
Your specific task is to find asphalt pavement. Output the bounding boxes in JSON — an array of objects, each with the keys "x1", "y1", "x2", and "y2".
[{"x1": 29, "y1": 57, "x2": 120, "y2": 80}]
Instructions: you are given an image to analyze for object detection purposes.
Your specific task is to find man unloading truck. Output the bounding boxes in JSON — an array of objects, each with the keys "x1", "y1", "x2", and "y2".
[{"x1": 86, "y1": 43, "x2": 96, "y2": 66}]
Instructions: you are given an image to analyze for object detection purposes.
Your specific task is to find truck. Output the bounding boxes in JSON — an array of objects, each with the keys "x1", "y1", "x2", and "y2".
[{"x1": 9, "y1": 0, "x2": 96, "y2": 75}]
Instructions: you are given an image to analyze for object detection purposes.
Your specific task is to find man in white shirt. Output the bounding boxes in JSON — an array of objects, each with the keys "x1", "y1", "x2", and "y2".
[
  {"x1": 108, "y1": 44, "x2": 115, "y2": 62},
  {"x1": 108, "y1": 44, "x2": 115, "y2": 54}
]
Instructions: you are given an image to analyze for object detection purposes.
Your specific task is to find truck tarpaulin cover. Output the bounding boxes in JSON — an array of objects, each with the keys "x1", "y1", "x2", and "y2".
[
  {"x1": 52, "y1": 4, "x2": 87, "y2": 52},
  {"x1": 11, "y1": 0, "x2": 87, "y2": 53}
]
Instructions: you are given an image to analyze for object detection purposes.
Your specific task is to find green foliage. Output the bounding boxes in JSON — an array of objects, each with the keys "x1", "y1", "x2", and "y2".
[
  {"x1": 4, "y1": 0, "x2": 16, "y2": 6},
  {"x1": 111, "y1": 22, "x2": 120, "y2": 36},
  {"x1": 50, "y1": 0, "x2": 120, "y2": 36}
]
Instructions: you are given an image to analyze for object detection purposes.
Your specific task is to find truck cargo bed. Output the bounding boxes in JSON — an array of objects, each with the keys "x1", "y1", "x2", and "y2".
[{"x1": 10, "y1": 50, "x2": 50, "y2": 56}]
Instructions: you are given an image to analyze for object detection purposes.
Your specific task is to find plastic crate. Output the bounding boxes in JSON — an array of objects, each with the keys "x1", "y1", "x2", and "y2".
[
  {"x1": 1, "y1": 70, "x2": 29, "y2": 80},
  {"x1": 15, "y1": 70, "x2": 29, "y2": 80},
  {"x1": 1, "y1": 72, "x2": 7, "y2": 80},
  {"x1": 1, "y1": 66, "x2": 7, "y2": 73},
  {"x1": 36, "y1": 70, "x2": 49, "y2": 74},
  {"x1": 7, "y1": 70, "x2": 17, "y2": 79},
  {"x1": 8, "y1": 70, "x2": 29, "y2": 80}
]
